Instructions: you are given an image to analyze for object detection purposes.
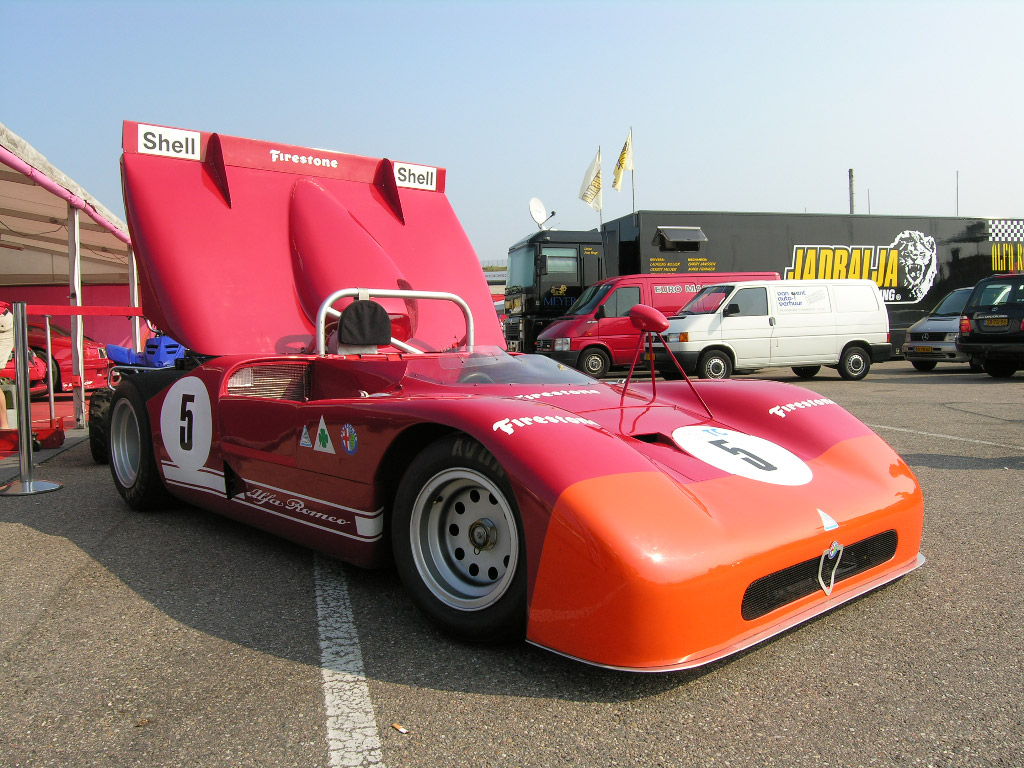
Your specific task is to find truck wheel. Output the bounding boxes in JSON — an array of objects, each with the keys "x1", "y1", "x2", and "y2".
[
  {"x1": 838, "y1": 345, "x2": 870, "y2": 381},
  {"x1": 792, "y1": 366, "x2": 820, "y2": 379},
  {"x1": 911, "y1": 360, "x2": 937, "y2": 372},
  {"x1": 108, "y1": 378, "x2": 171, "y2": 510},
  {"x1": 983, "y1": 361, "x2": 1017, "y2": 378},
  {"x1": 697, "y1": 350, "x2": 732, "y2": 379},
  {"x1": 579, "y1": 347, "x2": 610, "y2": 379},
  {"x1": 392, "y1": 434, "x2": 526, "y2": 643},
  {"x1": 88, "y1": 387, "x2": 113, "y2": 464}
]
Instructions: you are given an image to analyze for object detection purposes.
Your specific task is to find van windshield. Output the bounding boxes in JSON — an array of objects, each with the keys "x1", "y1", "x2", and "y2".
[
  {"x1": 674, "y1": 284, "x2": 734, "y2": 316},
  {"x1": 567, "y1": 283, "x2": 612, "y2": 315},
  {"x1": 929, "y1": 288, "x2": 971, "y2": 316}
]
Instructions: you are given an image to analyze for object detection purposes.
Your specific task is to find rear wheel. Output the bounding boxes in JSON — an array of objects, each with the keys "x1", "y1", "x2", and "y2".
[
  {"x1": 911, "y1": 360, "x2": 937, "y2": 372},
  {"x1": 838, "y1": 345, "x2": 870, "y2": 381},
  {"x1": 983, "y1": 361, "x2": 1017, "y2": 378},
  {"x1": 697, "y1": 350, "x2": 732, "y2": 379},
  {"x1": 108, "y1": 379, "x2": 171, "y2": 510},
  {"x1": 792, "y1": 365, "x2": 821, "y2": 379},
  {"x1": 579, "y1": 347, "x2": 610, "y2": 379},
  {"x1": 88, "y1": 387, "x2": 113, "y2": 464},
  {"x1": 392, "y1": 434, "x2": 526, "y2": 643}
]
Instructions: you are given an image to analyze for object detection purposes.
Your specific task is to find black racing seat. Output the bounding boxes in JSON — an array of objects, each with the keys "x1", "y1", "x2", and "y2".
[{"x1": 334, "y1": 299, "x2": 392, "y2": 354}]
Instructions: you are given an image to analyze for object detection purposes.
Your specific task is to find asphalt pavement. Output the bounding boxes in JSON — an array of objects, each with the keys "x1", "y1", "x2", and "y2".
[{"x1": 1, "y1": 361, "x2": 1022, "y2": 767}]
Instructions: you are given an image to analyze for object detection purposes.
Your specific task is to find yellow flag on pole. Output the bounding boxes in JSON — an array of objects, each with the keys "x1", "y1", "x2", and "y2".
[
  {"x1": 579, "y1": 148, "x2": 602, "y2": 212},
  {"x1": 613, "y1": 130, "x2": 633, "y2": 191}
]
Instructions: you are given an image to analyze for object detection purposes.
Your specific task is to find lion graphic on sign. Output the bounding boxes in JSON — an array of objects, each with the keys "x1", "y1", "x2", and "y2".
[{"x1": 892, "y1": 230, "x2": 937, "y2": 302}]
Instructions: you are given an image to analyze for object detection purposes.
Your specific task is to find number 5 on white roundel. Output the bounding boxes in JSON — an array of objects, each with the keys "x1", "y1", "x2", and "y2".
[{"x1": 671, "y1": 426, "x2": 813, "y2": 486}]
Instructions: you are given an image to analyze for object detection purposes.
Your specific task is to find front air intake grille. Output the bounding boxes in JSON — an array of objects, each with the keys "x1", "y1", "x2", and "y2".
[
  {"x1": 741, "y1": 530, "x2": 898, "y2": 621},
  {"x1": 227, "y1": 363, "x2": 310, "y2": 400}
]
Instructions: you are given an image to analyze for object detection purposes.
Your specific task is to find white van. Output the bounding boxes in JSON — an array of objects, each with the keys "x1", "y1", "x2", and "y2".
[{"x1": 657, "y1": 279, "x2": 891, "y2": 380}]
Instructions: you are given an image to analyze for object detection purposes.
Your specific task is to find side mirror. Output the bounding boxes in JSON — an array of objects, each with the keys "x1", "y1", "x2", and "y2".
[
  {"x1": 629, "y1": 304, "x2": 669, "y2": 333},
  {"x1": 595, "y1": 304, "x2": 607, "y2": 320},
  {"x1": 723, "y1": 303, "x2": 740, "y2": 317}
]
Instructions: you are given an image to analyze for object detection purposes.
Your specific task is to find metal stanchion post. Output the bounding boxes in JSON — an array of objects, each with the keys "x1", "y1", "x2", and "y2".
[{"x1": 0, "y1": 302, "x2": 61, "y2": 496}]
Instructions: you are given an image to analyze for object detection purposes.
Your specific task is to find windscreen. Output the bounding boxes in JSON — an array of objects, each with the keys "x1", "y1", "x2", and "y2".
[
  {"x1": 567, "y1": 284, "x2": 612, "y2": 315},
  {"x1": 676, "y1": 284, "x2": 734, "y2": 315},
  {"x1": 967, "y1": 279, "x2": 1024, "y2": 309},
  {"x1": 404, "y1": 346, "x2": 594, "y2": 386},
  {"x1": 507, "y1": 246, "x2": 535, "y2": 291},
  {"x1": 930, "y1": 288, "x2": 971, "y2": 316}
]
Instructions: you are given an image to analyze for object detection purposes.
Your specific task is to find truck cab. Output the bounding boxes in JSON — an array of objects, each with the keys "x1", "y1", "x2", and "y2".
[{"x1": 503, "y1": 230, "x2": 603, "y2": 352}]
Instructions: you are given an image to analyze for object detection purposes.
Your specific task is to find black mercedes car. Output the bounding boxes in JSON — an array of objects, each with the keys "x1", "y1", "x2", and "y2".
[{"x1": 956, "y1": 274, "x2": 1024, "y2": 377}]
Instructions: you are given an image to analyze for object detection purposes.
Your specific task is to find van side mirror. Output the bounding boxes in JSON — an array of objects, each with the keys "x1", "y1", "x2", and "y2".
[
  {"x1": 595, "y1": 304, "x2": 606, "y2": 319},
  {"x1": 723, "y1": 303, "x2": 740, "y2": 317}
]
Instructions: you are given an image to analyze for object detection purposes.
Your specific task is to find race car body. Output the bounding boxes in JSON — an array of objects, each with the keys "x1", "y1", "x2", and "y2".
[{"x1": 109, "y1": 122, "x2": 924, "y2": 671}]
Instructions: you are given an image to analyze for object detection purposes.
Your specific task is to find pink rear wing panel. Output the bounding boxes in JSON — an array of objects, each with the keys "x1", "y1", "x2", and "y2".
[{"x1": 121, "y1": 121, "x2": 501, "y2": 356}]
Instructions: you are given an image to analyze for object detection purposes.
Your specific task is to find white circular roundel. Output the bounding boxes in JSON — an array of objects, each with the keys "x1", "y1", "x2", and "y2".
[
  {"x1": 159, "y1": 376, "x2": 213, "y2": 471},
  {"x1": 671, "y1": 426, "x2": 812, "y2": 486}
]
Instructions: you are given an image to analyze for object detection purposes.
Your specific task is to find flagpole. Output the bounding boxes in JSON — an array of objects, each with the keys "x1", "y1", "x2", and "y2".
[
  {"x1": 598, "y1": 145, "x2": 603, "y2": 229},
  {"x1": 630, "y1": 126, "x2": 636, "y2": 215}
]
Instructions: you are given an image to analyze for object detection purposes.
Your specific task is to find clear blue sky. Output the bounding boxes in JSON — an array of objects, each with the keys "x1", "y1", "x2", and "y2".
[{"x1": 5, "y1": 0, "x2": 1023, "y2": 264}]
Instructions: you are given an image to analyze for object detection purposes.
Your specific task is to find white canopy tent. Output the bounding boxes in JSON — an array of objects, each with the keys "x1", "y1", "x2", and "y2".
[{"x1": 0, "y1": 120, "x2": 139, "y2": 426}]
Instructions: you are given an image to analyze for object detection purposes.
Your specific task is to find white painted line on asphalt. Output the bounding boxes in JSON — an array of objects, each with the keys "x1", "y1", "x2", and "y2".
[
  {"x1": 867, "y1": 423, "x2": 1024, "y2": 451},
  {"x1": 314, "y1": 556, "x2": 384, "y2": 768}
]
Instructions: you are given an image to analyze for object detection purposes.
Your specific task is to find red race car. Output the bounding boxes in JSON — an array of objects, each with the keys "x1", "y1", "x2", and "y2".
[
  {"x1": 27, "y1": 323, "x2": 110, "y2": 393},
  {"x1": 102, "y1": 122, "x2": 924, "y2": 671}
]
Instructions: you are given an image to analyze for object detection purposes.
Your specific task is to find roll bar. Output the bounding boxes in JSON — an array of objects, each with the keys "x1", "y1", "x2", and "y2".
[{"x1": 315, "y1": 288, "x2": 475, "y2": 356}]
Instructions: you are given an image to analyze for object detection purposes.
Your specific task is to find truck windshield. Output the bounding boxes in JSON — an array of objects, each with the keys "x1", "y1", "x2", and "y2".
[
  {"x1": 507, "y1": 245, "x2": 535, "y2": 290},
  {"x1": 675, "y1": 284, "x2": 734, "y2": 315},
  {"x1": 567, "y1": 284, "x2": 612, "y2": 315}
]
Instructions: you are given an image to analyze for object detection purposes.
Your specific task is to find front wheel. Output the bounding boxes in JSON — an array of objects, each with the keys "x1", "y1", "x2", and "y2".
[
  {"x1": 838, "y1": 346, "x2": 870, "y2": 381},
  {"x1": 392, "y1": 435, "x2": 526, "y2": 643},
  {"x1": 578, "y1": 347, "x2": 610, "y2": 379},
  {"x1": 792, "y1": 365, "x2": 821, "y2": 379},
  {"x1": 108, "y1": 379, "x2": 171, "y2": 510},
  {"x1": 911, "y1": 360, "x2": 937, "y2": 372},
  {"x1": 697, "y1": 350, "x2": 732, "y2": 379}
]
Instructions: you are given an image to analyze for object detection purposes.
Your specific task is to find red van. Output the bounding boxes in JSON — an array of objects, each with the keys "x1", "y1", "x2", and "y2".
[{"x1": 534, "y1": 272, "x2": 779, "y2": 377}]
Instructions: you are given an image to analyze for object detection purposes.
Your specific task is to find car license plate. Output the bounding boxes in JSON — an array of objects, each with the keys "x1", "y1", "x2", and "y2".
[
  {"x1": 913, "y1": 346, "x2": 933, "y2": 353},
  {"x1": 984, "y1": 317, "x2": 1009, "y2": 327}
]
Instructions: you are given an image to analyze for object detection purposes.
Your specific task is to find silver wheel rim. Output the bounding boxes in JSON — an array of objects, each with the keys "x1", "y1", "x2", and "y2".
[
  {"x1": 409, "y1": 468, "x2": 519, "y2": 611},
  {"x1": 847, "y1": 353, "x2": 865, "y2": 376},
  {"x1": 706, "y1": 356, "x2": 727, "y2": 378},
  {"x1": 583, "y1": 354, "x2": 604, "y2": 375},
  {"x1": 109, "y1": 398, "x2": 142, "y2": 488}
]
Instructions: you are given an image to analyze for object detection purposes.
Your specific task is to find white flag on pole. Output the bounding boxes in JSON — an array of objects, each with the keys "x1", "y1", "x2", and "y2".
[
  {"x1": 613, "y1": 130, "x2": 633, "y2": 191},
  {"x1": 578, "y1": 148, "x2": 602, "y2": 212}
]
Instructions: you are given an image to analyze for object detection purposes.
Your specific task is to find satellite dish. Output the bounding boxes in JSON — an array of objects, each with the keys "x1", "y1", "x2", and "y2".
[{"x1": 529, "y1": 197, "x2": 554, "y2": 230}]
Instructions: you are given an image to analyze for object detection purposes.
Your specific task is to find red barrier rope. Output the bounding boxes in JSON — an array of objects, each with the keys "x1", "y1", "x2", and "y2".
[{"x1": 25, "y1": 305, "x2": 143, "y2": 317}]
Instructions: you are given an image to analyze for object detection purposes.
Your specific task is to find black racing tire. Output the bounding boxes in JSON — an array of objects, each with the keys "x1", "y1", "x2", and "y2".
[
  {"x1": 838, "y1": 345, "x2": 871, "y2": 381},
  {"x1": 792, "y1": 365, "x2": 821, "y2": 379},
  {"x1": 983, "y1": 361, "x2": 1017, "y2": 378},
  {"x1": 911, "y1": 360, "x2": 937, "y2": 372},
  {"x1": 392, "y1": 434, "x2": 527, "y2": 643},
  {"x1": 969, "y1": 360, "x2": 984, "y2": 373},
  {"x1": 108, "y1": 377, "x2": 172, "y2": 511},
  {"x1": 697, "y1": 349, "x2": 732, "y2": 379},
  {"x1": 88, "y1": 387, "x2": 113, "y2": 464},
  {"x1": 578, "y1": 347, "x2": 610, "y2": 379}
]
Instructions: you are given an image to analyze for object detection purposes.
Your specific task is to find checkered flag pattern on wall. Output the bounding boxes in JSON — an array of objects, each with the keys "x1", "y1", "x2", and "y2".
[{"x1": 988, "y1": 219, "x2": 1024, "y2": 242}]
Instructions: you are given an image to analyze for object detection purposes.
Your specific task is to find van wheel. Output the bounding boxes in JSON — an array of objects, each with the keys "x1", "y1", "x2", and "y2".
[
  {"x1": 698, "y1": 350, "x2": 732, "y2": 379},
  {"x1": 911, "y1": 360, "x2": 937, "y2": 372},
  {"x1": 983, "y1": 361, "x2": 1016, "y2": 378},
  {"x1": 839, "y1": 346, "x2": 870, "y2": 381},
  {"x1": 792, "y1": 366, "x2": 820, "y2": 379},
  {"x1": 579, "y1": 348, "x2": 610, "y2": 379}
]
